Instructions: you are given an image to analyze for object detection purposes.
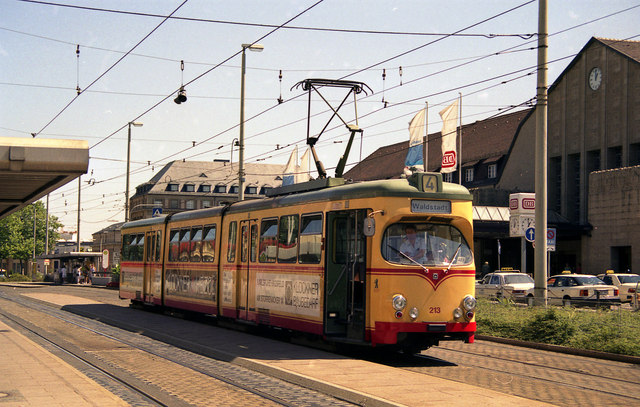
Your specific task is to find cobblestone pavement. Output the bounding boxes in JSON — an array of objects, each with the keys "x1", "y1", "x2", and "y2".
[
  {"x1": 5, "y1": 284, "x2": 639, "y2": 406},
  {"x1": 0, "y1": 286, "x2": 355, "y2": 407},
  {"x1": 403, "y1": 334, "x2": 640, "y2": 406}
]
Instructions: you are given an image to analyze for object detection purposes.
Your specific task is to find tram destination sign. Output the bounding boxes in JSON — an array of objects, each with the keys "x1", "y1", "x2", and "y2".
[{"x1": 411, "y1": 200, "x2": 451, "y2": 214}]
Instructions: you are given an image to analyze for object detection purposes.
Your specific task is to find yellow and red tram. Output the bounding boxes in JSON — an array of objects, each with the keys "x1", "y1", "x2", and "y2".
[{"x1": 120, "y1": 172, "x2": 476, "y2": 351}]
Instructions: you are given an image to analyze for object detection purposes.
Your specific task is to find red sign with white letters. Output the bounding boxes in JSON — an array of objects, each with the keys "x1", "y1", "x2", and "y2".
[{"x1": 442, "y1": 151, "x2": 456, "y2": 168}]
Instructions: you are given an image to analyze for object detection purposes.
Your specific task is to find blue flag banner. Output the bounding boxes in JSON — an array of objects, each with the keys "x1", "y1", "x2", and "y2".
[{"x1": 404, "y1": 109, "x2": 426, "y2": 169}]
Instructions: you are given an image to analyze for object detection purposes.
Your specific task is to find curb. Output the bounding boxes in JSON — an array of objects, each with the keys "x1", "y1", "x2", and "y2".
[{"x1": 476, "y1": 335, "x2": 640, "y2": 364}]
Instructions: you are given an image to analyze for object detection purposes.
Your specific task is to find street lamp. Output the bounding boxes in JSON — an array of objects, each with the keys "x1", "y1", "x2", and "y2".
[
  {"x1": 238, "y1": 43, "x2": 264, "y2": 201},
  {"x1": 125, "y1": 121, "x2": 143, "y2": 222}
]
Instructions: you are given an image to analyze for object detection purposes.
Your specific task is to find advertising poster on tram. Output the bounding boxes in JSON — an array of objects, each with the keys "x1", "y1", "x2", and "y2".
[{"x1": 256, "y1": 273, "x2": 320, "y2": 317}]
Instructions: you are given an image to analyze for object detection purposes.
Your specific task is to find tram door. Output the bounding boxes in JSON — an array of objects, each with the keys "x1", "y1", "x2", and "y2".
[
  {"x1": 238, "y1": 220, "x2": 258, "y2": 320},
  {"x1": 143, "y1": 231, "x2": 155, "y2": 303},
  {"x1": 325, "y1": 210, "x2": 366, "y2": 341}
]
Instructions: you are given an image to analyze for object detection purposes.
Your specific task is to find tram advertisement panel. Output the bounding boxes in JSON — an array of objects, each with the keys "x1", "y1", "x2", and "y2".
[{"x1": 255, "y1": 272, "x2": 321, "y2": 317}]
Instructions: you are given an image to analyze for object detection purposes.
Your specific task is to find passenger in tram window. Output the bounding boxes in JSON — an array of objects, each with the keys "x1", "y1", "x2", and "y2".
[{"x1": 399, "y1": 224, "x2": 426, "y2": 264}]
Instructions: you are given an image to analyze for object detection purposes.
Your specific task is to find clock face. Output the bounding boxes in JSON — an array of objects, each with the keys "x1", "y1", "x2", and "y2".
[{"x1": 589, "y1": 67, "x2": 602, "y2": 90}]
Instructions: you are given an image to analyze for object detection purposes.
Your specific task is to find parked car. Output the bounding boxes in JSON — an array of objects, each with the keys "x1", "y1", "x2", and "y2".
[
  {"x1": 596, "y1": 271, "x2": 640, "y2": 303},
  {"x1": 546, "y1": 274, "x2": 620, "y2": 307},
  {"x1": 476, "y1": 271, "x2": 534, "y2": 301}
]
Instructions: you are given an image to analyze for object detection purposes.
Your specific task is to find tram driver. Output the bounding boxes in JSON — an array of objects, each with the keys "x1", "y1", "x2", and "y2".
[{"x1": 399, "y1": 224, "x2": 426, "y2": 264}]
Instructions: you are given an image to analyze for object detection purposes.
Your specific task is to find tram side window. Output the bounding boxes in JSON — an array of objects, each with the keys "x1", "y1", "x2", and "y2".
[
  {"x1": 146, "y1": 232, "x2": 155, "y2": 262},
  {"x1": 128, "y1": 234, "x2": 143, "y2": 261},
  {"x1": 190, "y1": 227, "x2": 203, "y2": 262},
  {"x1": 179, "y1": 229, "x2": 190, "y2": 262},
  {"x1": 202, "y1": 225, "x2": 216, "y2": 262},
  {"x1": 278, "y1": 215, "x2": 299, "y2": 263},
  {"x1": 241, "y1": 225, "x2": 249, "y2": 262},
  {"x1": 259, "y1": 218, "x2": 278, "y2": 263},
  {"x1": 299, "y1": 214, "x2": 322, "y2": 264},
  {"x1": 250, "y1": 224, "x2": 258, "y2": 262},
  {"x1": 122, "y1": 235, "x2": 134, "y2": 260},
  {"x1": 227, "y1": 222, "x2": 237, "y2": 262},
  {"x1": 137, "y1": 234, "x2": 145, "y2": 261},
  {"x1": 155, "y1": 230, "x2": 162, "y2": 262},
  {"x1": 169, "y1": 229, "x2": 180, "y2": 261}
]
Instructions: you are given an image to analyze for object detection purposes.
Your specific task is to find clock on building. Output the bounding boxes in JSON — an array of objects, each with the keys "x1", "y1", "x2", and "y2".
[{"x1": 588, "y1": 67, "x2": 602, "y2": 90}]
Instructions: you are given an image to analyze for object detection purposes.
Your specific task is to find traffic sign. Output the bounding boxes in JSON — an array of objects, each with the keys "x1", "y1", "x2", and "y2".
[
  {"x1": 152, "y1": 207, "x2": 163, "y2": 217},
  {"x1": 525, "y1": 227, "x2": 535, "y2": 243},
  {"x1": 530, "y1": 227, "x2": 556, "y2": 251}
]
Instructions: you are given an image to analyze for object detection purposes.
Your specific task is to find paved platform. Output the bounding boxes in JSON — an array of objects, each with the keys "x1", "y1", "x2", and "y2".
[
  {"x1": 13, "y1": 290, "x2": 553, "y2": 406},
  {"x1": 0, "y1": 318, "x2": 128, "y2": 406}
]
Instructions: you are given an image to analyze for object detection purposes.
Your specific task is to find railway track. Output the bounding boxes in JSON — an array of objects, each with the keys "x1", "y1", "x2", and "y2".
[
  {"x1": 0, "y1": 289, "x2": 355, "y2": 407},
  {"x1": 412, "y1": 341, "x2": 640, "y2": 406},
  {"x1": 4, "y1": 284, "x2": 640, "y2": 407}
]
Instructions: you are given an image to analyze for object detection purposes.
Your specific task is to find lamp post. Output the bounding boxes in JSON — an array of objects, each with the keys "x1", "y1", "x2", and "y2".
[
  {"x1": 239, "y1": 43, "x2": 264, "y2": 201},
  {"x1": 125, "y1": 121, "x2": 143, "y2": 222}
]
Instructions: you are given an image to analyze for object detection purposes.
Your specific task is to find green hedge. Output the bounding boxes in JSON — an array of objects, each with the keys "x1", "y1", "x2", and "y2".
[{"x1": 476, "y1": 299, "x2": 640, "y2": 356}]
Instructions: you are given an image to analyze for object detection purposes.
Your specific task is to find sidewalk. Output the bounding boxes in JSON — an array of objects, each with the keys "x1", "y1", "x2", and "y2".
[{"x1": 0, "y1": 318, "x2": 128, "y2": 406}]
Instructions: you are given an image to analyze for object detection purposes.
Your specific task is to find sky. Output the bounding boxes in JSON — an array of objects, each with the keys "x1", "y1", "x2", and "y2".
[{"x1": 1, "y1": 0, "x2": 639, "y2": 241}]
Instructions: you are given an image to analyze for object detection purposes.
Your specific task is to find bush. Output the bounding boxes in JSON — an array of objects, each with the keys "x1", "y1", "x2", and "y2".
[
  {"x1": 476, "y1": 299, "x2": 640, "y2": 356},
  {"x1": 520, "y1": 308, "x2": 576, "y2": 344},
  {"x1": 6, "y1": 273, "x2": 32, "y2": 282}
]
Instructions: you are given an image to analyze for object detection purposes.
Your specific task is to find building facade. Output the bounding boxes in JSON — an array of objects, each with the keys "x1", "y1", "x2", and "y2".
[
  {"x1": 347, "y1": 37, "x2": 640, "y2": 275},
  {"x1": 501, "y1": 37, "x2": 640, "y2": 274},
  {"x1": 90, "y1": 222, "x2": 124, "y2": 270},
  {"x1": 128, "y1": 160, "x2": 285, "y2": 220}
]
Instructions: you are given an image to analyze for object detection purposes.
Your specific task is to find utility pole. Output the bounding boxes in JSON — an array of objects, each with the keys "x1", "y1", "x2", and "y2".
[
  {"x1": 77, "y1": 176, "x2": 81, "y2": 252},
  {"x1": 534, "y1": 0, "x2": 548, "y2": 305}
]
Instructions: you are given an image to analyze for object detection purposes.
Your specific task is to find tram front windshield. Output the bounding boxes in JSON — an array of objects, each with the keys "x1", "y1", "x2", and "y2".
[{"x1": 382, "y1": 223, "x2": 473, "y2": 267}]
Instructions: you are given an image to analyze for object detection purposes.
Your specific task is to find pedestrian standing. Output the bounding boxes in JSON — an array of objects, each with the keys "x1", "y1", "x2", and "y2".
[
  {"x1": 60, "y1": 265, "x2": 67, "y2": 285},
  {"x1": 88, "y1": 264, "x2": 95, "y2": 284}
]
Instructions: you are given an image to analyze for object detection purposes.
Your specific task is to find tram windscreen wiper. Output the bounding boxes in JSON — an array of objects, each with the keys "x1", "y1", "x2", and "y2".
[
  {"x1": 387, "y1": 244, "x2": 429, "y2": 272},
  {"x1": 445, "y1": 243, "x2": 463, "y2": 274}
]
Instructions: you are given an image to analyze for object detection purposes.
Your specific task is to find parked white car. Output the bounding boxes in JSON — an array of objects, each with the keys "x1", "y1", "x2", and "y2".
[
  {"x1": 596, "y1": 272, "x2": 640, "y2": 303},
  {"x1": 476, "y1": 271, "x2": 535, "y2": 301},
  {"x1": 546, "y1": 274, "x2": 620, "y2": 307}
]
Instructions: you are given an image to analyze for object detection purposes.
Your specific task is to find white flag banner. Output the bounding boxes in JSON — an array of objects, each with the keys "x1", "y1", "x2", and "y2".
[
  {"x1": 296, "y1": 147, "x2": 311, "y2": 183},
  {"x1": 404, "y1": 109, "x2": 425, "y2": 172},
  {"x1": 439, "y1": 100, "x2": 458, "y2": 173},
  {"x1": 282, "y1": 146, "x2": 298, "y2": 186}
]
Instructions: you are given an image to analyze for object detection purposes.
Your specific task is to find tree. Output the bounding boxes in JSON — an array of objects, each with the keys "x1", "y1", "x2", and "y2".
[{"x1": 0, "y1": 201, "x2": 62, "y2": 273}]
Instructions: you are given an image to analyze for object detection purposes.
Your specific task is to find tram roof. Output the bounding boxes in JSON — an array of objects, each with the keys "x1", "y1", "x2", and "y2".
[
  {"x1": 121, "y1": 177, "x2": 472, "y2": 230},
  {"x1": 227, "y1": 177, "x2": 472, "y2": 214}
]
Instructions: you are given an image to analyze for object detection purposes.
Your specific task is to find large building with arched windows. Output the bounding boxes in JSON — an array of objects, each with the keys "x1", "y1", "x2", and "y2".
[{"x1": 346, "y1": 37, "x2": 640, "y2": 275}]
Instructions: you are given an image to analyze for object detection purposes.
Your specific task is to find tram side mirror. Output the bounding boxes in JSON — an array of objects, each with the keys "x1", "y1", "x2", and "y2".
[{"x1": 363, "y1": 218, "x2": 375, "y2": 237}]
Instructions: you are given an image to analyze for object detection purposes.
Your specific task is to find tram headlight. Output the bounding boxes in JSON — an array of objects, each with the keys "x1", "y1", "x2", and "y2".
[
  {"x1": 463, "y1": 295, "x2": 477, "y2": 311},
  {"x1": 409, "y1": 307, "x2": 419, "y2": 320},
  {"x1": 453, "y1": 307, "x2": 463, "y2": 319},
  {"x1": 392, "y1": 294, "x2": 407, "y2": 311}
]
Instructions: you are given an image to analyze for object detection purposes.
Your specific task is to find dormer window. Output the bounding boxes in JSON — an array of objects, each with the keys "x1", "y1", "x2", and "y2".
[
  {"x1": 260, "y1": 186, "x2": 272, "y2": 195},
  {"x1": 245, "y1": 186, "x2": 257, "y2": 195},
  {"x1": 214, "y1": 184, "x2": 226, "y2": 193},
  {"x1": 228, "y1": 185, "x2": 238, "y2": 194},
  {"x1": 199, "y1": 184, "x2": 211, "y2": 193},
  {"x1": 167, "y1": 183, "x2": 179, "y2": 192},
  {"x1": 182, "y1": 184, "x2": 195, "y2": 192}
]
